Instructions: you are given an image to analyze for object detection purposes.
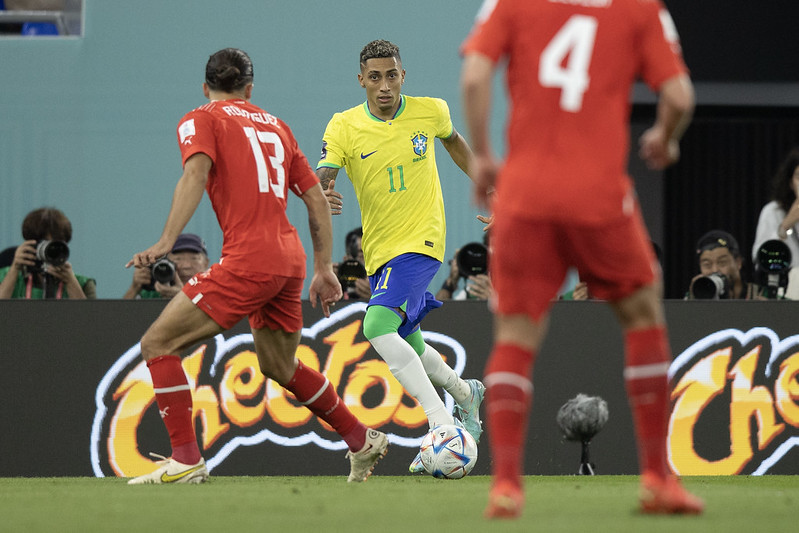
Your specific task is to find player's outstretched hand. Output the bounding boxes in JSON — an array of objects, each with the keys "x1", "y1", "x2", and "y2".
[
  {"x1": 310, "y1": 269, "x2": 343, "y2": 317},
  {"x1": 476, "y1": 214, "x2": 494, "y2": 232},
  {"x1": 324, "y1": 179, "x2": 344, "y2": 216},
  {"x1": 126, "y1": 241, "x2": 173, "y2": 269}
]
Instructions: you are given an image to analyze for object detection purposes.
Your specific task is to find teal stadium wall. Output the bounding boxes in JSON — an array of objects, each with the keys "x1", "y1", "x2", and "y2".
[{"x1": 0, "y1": 0, "x2": 498, "y2": 298}]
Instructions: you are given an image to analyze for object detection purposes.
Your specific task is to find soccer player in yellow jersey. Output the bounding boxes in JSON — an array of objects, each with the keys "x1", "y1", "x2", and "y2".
[{"x1": 317, "y1": 40, "x2": 485, "y2": 473}]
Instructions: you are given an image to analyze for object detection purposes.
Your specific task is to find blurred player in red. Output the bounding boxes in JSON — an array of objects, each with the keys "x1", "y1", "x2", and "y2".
[
  {"x1": 126, "y1": 48, "x2": 387, "y2": 485},
  {"x1": 461, "y1": 0, "x2": 702, "y2": 518}
]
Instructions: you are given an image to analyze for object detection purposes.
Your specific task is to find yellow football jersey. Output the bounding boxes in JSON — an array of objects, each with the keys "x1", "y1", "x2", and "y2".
[{"x1": 318, "y1": 95, "x2": 453, "y2": 274}]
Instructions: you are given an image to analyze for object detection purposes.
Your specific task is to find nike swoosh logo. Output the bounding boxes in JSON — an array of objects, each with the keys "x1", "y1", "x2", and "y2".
[
  {"x1": 160, "y1": 464, "x2": 205, "y2": 483},
  {"x1": 360, "y1": 150, "x2": 378, "y2": 159},
  {"x1": 370, "y1": 291, "x2": 386, "y2": 299}
]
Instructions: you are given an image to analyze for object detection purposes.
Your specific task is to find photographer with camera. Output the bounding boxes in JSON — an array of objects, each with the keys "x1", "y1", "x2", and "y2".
[
  {"x1": 687, "y1": 230, "x2": 756, "y2": 300},
  {"x1": 436, "y1": 241, "x2": 492, "y2": 300},
  {"x1": 753, "y1": 147, "x2": 799, "y2": 299},
  {"x1": 334, "y1": 227, "x2": 370, "y2": 301},
  {"x1": 0, "y1": 207, "x2": 95, "y2": 299},
  {"x1": 123, "y1": 233, "x2": 209, "y2": 299}
]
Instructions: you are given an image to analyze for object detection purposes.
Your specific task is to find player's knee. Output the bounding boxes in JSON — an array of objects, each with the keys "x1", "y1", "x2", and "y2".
[
  {"x1": 140, "y1": 331, "x2": 165, "y2": 361},
  {"x1": 362, "y1": 305, "x2": 402, "y2": 340}
]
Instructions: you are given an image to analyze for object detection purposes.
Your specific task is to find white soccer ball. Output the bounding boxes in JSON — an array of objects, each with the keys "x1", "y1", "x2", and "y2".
[{"x1": 419, "y1": 424, "x2": 478, "y2": 479}]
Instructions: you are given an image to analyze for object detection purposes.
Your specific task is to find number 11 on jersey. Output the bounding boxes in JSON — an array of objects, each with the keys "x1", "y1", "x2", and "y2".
[{"x1": 386, "y1": 165, "x2": 406, "y2": 193}]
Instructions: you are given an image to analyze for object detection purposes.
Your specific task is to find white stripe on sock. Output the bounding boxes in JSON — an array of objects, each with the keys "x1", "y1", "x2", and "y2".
[
  {"x1": 153, "y1": 384, "x2": 191, "y2": 394},
  {"x1": 623, "y1": 362, "x2": 670, "y2": 380},
  {"x1": 484, "y1": 371, "x2": 533, "y2": 394},
  {"x1": 298, "y1": 378, "x2": 330, "y2": 406}
]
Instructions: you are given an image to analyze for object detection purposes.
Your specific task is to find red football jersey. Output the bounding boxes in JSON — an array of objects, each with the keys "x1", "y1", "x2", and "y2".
[
  {"x1": 462, "y1": 0, "x2": 688, "y2": 224},
  {"x1": 177, "y1": 99, "x2": 319, "y2": 277}
]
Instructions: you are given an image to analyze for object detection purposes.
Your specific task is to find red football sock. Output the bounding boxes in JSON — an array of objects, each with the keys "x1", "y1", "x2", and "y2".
[
  {"x1": 484, "y1": 343, "x2": 536, "y2": 489},
  {"x1": 286, "y1": 360, "x2": 366, "y2": 452},
  {"x1": 624, "y1": 326, "x2": 672, "y2": 478},
  {"x1": 147, "y1": 355, "x2": 201, "y2": 465}
]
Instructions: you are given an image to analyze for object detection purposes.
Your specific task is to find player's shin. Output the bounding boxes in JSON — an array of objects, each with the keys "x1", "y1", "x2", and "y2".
[
  {"x1": 483, "y1": 344, "x2": 535, "y2": 487},
  {"x1": 147, "y1": 355, "x2": 202, "y2": 465},
  {"x1": 623, "y1": 326, "x2": 671, "y2": 478},
  {"x1": 418, "y1": 342, "x2": 471, "y2": 403},
  {"x1": 285, "y1": 360, "x2": 366, "y2": 451},
  {"x1": 370, "y1": 332, "x2": 453, "y2": 427}
]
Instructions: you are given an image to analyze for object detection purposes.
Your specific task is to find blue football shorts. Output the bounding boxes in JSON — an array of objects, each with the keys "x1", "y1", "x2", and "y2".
[{"x1": 367, "y1": 253, "x2": 443, "y2": 338}]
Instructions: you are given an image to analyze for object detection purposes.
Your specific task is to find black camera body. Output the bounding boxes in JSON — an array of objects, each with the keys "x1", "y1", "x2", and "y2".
[
  {"x1": 151, "y1": 257, "x2": 177, "y2": 285},
  {"x1": 32, "y1": 240, "x2": 70, "y2": 271},
  {"x1": 692, "y1": 272, "x2": 730, "y2": 299},
  {"x1": 755, "y1": 239, "x2": 792, "y2": 299},
  {"x1": 338, "y1": 259, "x2": 367, "y2": 298}
]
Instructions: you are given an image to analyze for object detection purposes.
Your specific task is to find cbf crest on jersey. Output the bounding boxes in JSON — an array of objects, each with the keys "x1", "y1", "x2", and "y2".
[{"x1": 411, "y1": 131, "x2": 428, "y2": 157}]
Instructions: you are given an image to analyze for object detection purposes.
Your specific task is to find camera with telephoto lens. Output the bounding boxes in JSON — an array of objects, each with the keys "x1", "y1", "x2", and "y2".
[
  {"x1": 151, "y1": 257, "x2": 177, "y2": 285},
  {"x1": 32, "y1": 240, "x2": 70, "y2": 271},
  {"x1": 338, "y1": 259, "x2": 367, "y2": 298},
  {"x1": 691, "y1": 272, "x2": 730, "y2": 299},
  {"x1": 456, "y1": 242, "x2": 488, "y2": 278},
  {"x1": 755, "y1": 239, "x2": 792, "y2": 299}
]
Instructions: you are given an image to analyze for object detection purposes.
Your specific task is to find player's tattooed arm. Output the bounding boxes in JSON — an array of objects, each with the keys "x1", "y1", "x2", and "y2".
[
  {"x1": 316, "y1": 166, "x2": 340, "y2": 190},
  {"x1": 316, "y1": 166, "x2": 343, "y2": 215}
]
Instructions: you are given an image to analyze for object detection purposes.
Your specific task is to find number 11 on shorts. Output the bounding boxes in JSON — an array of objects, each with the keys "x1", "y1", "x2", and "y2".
[{"x1": 376, "y1": 267, "x2": 392, "y2": 290}]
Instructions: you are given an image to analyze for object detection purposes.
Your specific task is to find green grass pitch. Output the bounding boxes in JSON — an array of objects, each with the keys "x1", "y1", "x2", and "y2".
[{"x1": 0, "y1": 475, "x2": 795, "y2": 532}]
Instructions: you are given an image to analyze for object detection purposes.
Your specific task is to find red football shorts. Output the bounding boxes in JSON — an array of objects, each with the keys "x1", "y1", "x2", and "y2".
[
  {"x1": 182, "y1": 263, "x2": 304, "y2": 331},
  {"x1": 491, "y1": 207, "x2": 659, "y2": 321}
]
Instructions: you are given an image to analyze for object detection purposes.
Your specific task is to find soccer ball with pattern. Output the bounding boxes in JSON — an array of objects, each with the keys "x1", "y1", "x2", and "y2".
[{"x1": 419, "y1": 424, "x2": 478, "y2": 479}]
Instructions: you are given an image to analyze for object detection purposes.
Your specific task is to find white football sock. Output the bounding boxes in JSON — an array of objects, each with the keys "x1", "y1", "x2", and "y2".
[
  {"x1": 420, "y1": 343, "x2": 471, "y2": 405},
  {"x1": 369, "y1": 333, "x2": 453, "y2": 428}
]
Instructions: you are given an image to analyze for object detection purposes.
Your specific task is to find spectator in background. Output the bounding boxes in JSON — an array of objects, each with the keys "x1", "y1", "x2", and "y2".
[
  {"x1": 0, "y1": 207, "x2": 95, "y2": 299},
  {"x1": 123, "y1": 233, "x2": 210, "y2": 299},
  {"x1": 437, "y1": 239, "x2": 493, "y2": 301},
  {"x1": 334, "y1": 226, "x2": 370, "y2": 301},
  {"x1": 0, "y1": 247, "x2": 16, "y2": 269},
  {"x1": 558, "y1": 280, "x2": 591, "y2": 301},
  {"x1": 687, "y1": 230, "x2": 756, "y2": 299},
  {"x1": 753, "y1": 147, "x2": 799, "y2": 298}
]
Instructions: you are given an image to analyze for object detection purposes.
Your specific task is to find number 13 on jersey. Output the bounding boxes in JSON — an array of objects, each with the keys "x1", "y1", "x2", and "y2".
[{"x1": 244, "y1": 126, "x2": 286, "y2": 197}]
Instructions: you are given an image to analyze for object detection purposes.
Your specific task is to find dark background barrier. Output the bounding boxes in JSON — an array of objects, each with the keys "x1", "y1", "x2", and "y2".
[{"x1": 1, "y1": 300, "x2": 798, "y2": 478}]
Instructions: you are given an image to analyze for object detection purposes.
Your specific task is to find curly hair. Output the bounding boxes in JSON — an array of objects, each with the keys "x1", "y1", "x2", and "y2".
[
  {"x1": 771, "y1": 147, "x2": 799, "y2": 212},
  {"x1": 205, "y1": 48, "x2": 254, "y2": 93},
  {"x1": 359, "y1": 40, "x2": 401, "y2": 69}
]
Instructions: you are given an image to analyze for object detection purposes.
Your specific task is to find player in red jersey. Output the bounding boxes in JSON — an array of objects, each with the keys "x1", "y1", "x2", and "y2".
[
  {"x1": 126, "y1": 48, "x2": 387, "y2": 485},
  {"x1": 461, "y1": 0, "x2": 702, "y2": 518}
]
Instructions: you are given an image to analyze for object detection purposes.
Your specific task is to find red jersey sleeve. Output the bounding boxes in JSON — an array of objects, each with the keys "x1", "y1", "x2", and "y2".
[
  {"x1": 637, "y1": 1, "x2": 688, "y2": 91},
  {"x1": 177, "y1": 109, "x2": 216, "y2": 167},
  {"x1": 460, "y1": 0, "x2": 512, "y2": 62}
]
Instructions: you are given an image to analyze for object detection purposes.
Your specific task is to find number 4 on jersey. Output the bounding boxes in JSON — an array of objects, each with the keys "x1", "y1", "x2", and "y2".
[{"x1": 539, "y1": 15, "x2": 597, "y2": 113}]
